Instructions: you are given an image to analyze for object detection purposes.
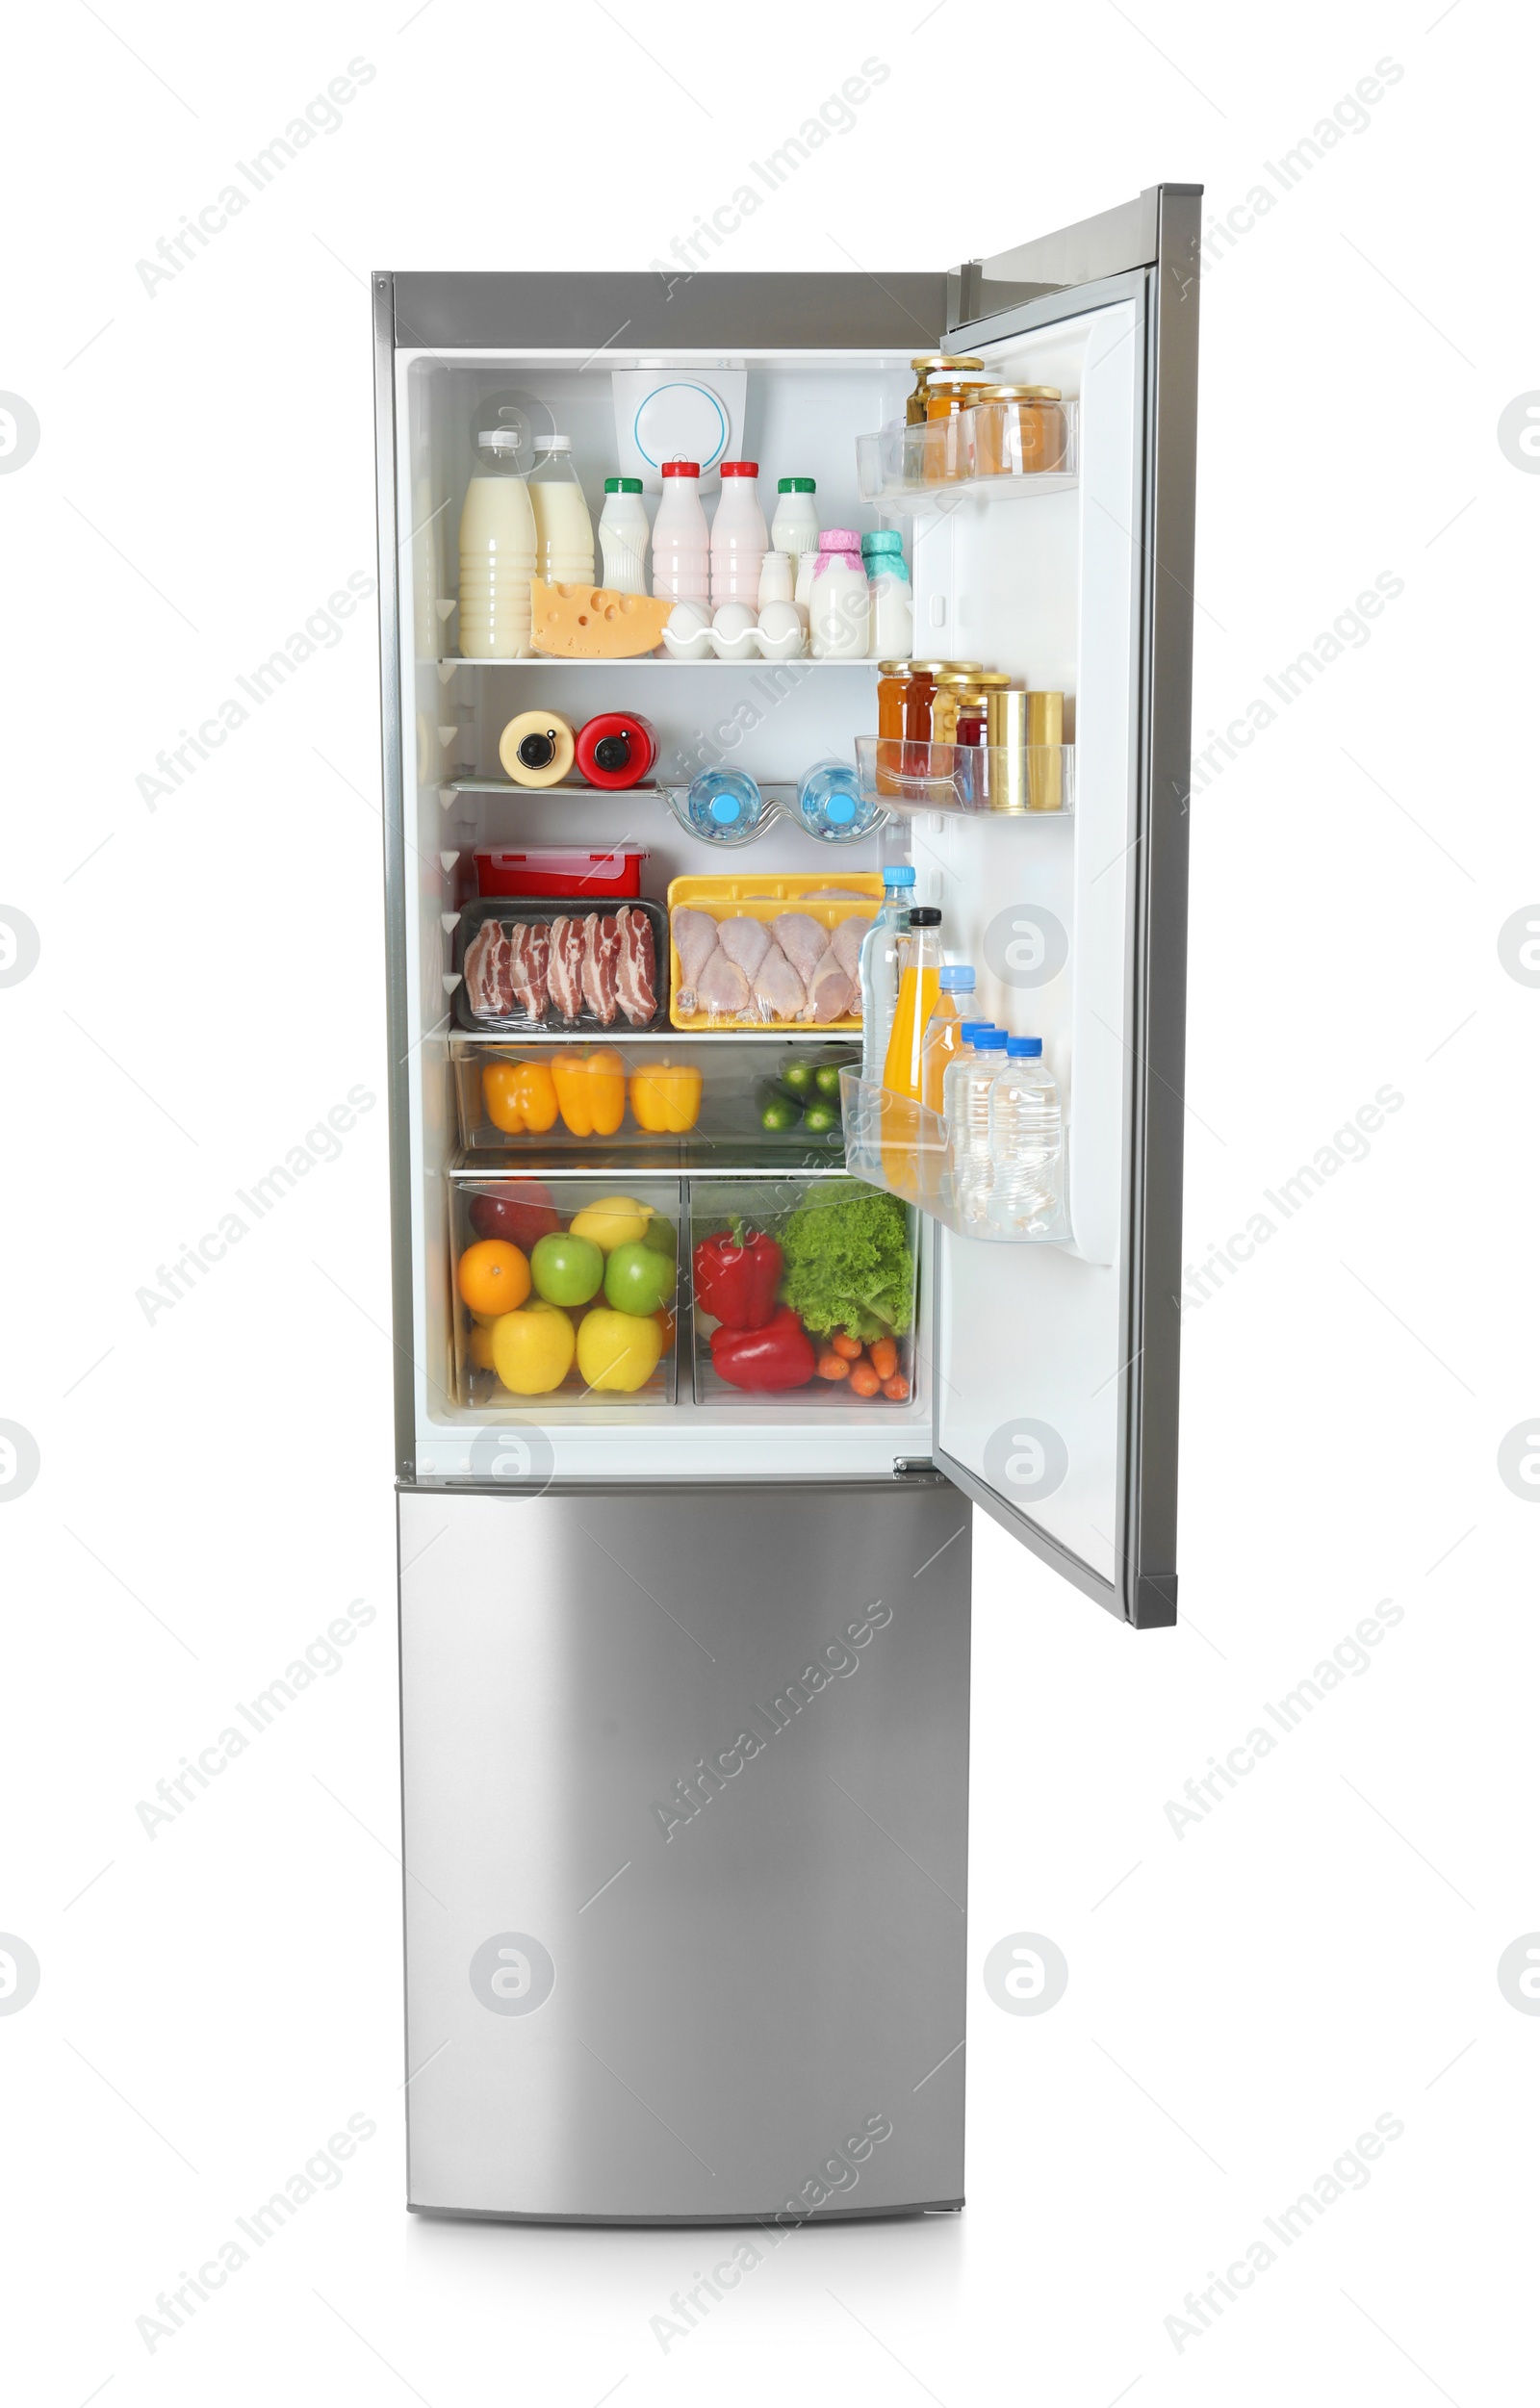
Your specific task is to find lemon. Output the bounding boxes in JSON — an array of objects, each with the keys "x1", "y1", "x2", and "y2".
[
  {"x1": 569, "y1": 1195, "x2": 651, "y2": 1254},
  {"x1": 491, "y1": 1299, "x2": 577, "y2": 1396}
]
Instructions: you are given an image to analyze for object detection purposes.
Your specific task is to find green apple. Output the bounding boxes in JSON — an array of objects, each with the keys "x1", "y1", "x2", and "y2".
[
  {"x1": 530, "y1": 1231, "x2": 603, "y2": 1307},
  {"x1": 603, "y1": 1239, "x2": 676, "y2": 1317}
]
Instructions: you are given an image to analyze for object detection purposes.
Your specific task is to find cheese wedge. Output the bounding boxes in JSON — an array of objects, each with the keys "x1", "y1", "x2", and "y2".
[{"x1": 529, "y1": 578, "x2": 674, "y2": 659}]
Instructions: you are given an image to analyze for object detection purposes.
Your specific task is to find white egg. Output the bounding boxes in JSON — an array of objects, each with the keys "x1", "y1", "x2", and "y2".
[
  {"x1": 756, "y1": 600, "x2": 806, "y2": 660},
  {"x1": 661, "y1": 601, "x2": 713, "y2": 661},
  {"x1": 709, "y1": 602, "x2": 759, "y2": 661}
]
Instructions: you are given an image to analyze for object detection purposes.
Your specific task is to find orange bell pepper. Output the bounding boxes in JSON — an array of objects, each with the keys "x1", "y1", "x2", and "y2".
[
  {"x1": 629, "y1": 1058, "x2": 703, "y2": 1134},
  {"x1": 551, "y1": 1048, "x2": 627, "y2": 1138},
  {"x1": 482, "y1": 1058, "x2": 558, "y2": 1135}
]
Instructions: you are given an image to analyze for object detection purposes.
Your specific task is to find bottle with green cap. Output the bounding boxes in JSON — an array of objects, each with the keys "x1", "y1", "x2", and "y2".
[
  {"x1": 598, "y1": 474, "x2": 650, "y2": 596},
  {"x1": 861, "y1": 529, "x2": 912, "y2": 658},
  {"x1": 770, "y1": 475, "x2": 820, "y2": 566}
]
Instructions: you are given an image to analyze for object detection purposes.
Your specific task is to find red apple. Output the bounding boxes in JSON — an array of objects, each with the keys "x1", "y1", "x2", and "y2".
[{"x1": 469, "y1": 1182, "x2": 559, "y2": 1253}]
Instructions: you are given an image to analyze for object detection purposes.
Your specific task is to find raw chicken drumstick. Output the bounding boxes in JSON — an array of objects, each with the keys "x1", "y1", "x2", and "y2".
[{"x1": 671, "y1": 908, "x2": 720, "y2": 1013}]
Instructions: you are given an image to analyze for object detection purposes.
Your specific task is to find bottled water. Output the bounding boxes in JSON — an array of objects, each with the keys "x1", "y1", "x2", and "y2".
[
  {"x1": 987, "y1": 1037, "x2": 1064, "y2": 1236},
  {"x1": 684, "y1": 768, "x2": 768, "y2": 844},
  {"x1": 858, "y1": 865, "x2": 916, "y2": 1088},
  {"x1": 794, "y1": 757, "x2": 884, "y2": 843},
  {"x1": 942, "y1": 1027, "x2": 1008, "y2": 1224}
]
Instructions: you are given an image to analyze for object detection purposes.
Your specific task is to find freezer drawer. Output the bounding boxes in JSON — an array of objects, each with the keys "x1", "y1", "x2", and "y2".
[{"x1": 398, "y1": 1480, "x2": 969, "y2": 2222}]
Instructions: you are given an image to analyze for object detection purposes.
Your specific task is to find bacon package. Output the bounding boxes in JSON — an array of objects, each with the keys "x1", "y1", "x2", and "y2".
[{"x1": 454, "y1": 897, "x2": 666, "y2": 1033}]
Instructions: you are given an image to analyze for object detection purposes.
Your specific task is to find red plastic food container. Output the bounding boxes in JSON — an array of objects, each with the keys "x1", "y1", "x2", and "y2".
[
  {"x1": 574, "y1": 711, "x2": 659, "y2": 791},
  {"x1": 475, "y1": 848, "x2": 647, "y2": 899}
]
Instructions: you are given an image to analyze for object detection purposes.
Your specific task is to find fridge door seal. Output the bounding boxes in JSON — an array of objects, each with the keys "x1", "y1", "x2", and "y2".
[{"x1": 932, "y1": 186, "x2": 1201, "y2": 1630}]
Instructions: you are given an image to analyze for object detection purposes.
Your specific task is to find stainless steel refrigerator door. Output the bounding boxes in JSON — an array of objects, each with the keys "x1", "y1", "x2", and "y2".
[{"x1": 399, "y1": 1480, "x2": 969, "y2": 2222}]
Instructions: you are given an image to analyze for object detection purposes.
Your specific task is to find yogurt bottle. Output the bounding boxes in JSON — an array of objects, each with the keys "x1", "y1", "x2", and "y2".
[
  {"x1": 808, "y1": 529, "x2": 870, "y2": 660},
  {"x1": 597, "y1": 475, "x2": 650, "y2": 595},
  {"x1": 709, "y1": 459, "x2": 768, "y2": 608},
  {"x1": 862, "y1": 530, "x2": 912, "y2": 658},
  {"x1": 652, "y1": 458, "x2": 711, "y2": 608},
  {"x1": 770, "y1": 475, "x2": 819, "y2": 565},
  {"x1": 527, "y1": 436, "x2": 596, "y2": 585}
]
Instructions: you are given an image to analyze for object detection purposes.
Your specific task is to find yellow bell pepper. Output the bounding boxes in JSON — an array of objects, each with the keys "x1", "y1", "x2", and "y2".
[
  {"x1": 482, "y1": 1058, "x2": 558, "y2": 1135},
  {"x1": 629, "y1": 1058, "x2": 703, "y2": 1134},
  {"x1": 551, "y1": 1048, "x2": 627, "y2": 1138}
]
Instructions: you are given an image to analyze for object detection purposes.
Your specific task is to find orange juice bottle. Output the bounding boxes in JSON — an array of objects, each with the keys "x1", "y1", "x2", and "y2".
[
  {"x1": 919, "y1": 964, "x2": 978, "y2": 1111},
  {"x1": 883, "y1": 910, "x2": 945, "y2": 1099}
]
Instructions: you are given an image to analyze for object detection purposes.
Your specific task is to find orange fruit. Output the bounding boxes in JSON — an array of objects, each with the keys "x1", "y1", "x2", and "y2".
[{"x1": 456, "y1": 1239, "x2": 530, "y2": 1318}]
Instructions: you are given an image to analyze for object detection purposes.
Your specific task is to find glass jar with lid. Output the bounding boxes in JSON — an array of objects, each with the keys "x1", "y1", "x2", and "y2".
[
  {"x1": 876, "y1": 659, "x2": 978, "y2": 792},
  {"x1": 931, "y1": 669, "x2": 1013, "y2": 747},
  {"x1": 966, "y1": 384, "x2": 1069, "y2": 477},
  {"x1": 904, "y1": 354, "x2": 984, "y2": 426},
  {"x1": 923, "y1": 371, "x2": 996, "y2": 480}
]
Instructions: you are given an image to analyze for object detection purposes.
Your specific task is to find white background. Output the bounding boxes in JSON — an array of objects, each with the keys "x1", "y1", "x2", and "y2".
[{"x1": 2, "y1": 2, "x2": 1535, "y2": 2400}]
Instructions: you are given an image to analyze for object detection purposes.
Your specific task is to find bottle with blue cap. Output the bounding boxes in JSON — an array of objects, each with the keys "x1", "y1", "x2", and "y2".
[
  {"x1": 988, "y1": 1036, "x2": 1065, "y2": 1236},
  {"x1": 943, "y1": 1026, "x2": 1009, "y2": 1224},
  {"x1": 919, "y1": 963, "x2": 977, "y2": 1112},
  {"x1": 858, "y1": 861, "x2": 916, "y2": 1088},
  {"x1": 794, "y1": 756, "x2": 886, "y2": 844},
  {"x1": 683, "y1": 767, "x2": 769, "y2": 845}
]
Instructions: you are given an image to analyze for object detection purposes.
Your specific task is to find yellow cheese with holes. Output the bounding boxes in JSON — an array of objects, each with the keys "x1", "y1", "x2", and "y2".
[{"x1": 529, "y1": 579, "x2": 674, "y2": 659}]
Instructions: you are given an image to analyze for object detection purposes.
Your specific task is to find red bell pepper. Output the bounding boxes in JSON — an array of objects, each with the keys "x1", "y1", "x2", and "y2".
[
  {"x1": 710, "y1": 1306, "x2": 816, "y2": 1392},
  {"x1": 692, "y1": 1222, "x2": 783, "y2": 1331}
]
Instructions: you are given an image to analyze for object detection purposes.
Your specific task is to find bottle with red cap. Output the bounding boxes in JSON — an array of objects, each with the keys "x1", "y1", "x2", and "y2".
[
  {"x1": 652, "y1": 458, "x2": 711, "y2": 609},
  {"x1": 574, "y1": 712, "x2": 658, "y2": 791},
  {"x1": 710, "y1": 461, "x2": 768, "y2": 609}
]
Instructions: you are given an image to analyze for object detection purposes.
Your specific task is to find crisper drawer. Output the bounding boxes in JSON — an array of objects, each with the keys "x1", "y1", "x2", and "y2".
[
  {"x1": 450, "y1": 1177, "x2": 681, "y2": 1411},
  {"x1": 452, "y1": 1035, "x2": 858, "y2": 1161},
  {"x1": 686, "y1": 1176, "x2": 920, "y2": 1416}
]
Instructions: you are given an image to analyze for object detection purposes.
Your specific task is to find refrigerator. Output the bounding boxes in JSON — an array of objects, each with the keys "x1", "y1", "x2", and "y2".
[{"x1": 372, "y1": 184, "x2": 1199, "y2": 2224}]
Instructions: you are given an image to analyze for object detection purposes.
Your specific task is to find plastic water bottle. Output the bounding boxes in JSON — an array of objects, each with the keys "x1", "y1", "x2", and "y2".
[
  {"x1": 857, "y1": 864, "x2": 917, "y2": 1088},
  {"x1": 684, "y1": 767, "x2": 768, "y2": 844},
  {"x1": 918, "y1": 964, "x2": 977, "y2": 1110},
  {"x1": 795, "y1": 758, "x2": 884, "y2": 843},
  {"x1": 988, "y1": 1037, "x2": 1064, "y2": 1235},
  {"x1": 943, "y1": 1027, "x2": 1008, "y2": 1225}
]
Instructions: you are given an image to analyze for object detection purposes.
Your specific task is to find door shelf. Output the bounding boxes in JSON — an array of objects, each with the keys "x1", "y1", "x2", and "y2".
[
  {"x1": 855, "y1": 737, "x2": 1074, "y2": 819},
  {"x1": 839, "y1": 1074, "x2": 1071, "y2": 1244},
  {"x1": 857, "y1": 399, "x2": 1079, "y2": 508}
]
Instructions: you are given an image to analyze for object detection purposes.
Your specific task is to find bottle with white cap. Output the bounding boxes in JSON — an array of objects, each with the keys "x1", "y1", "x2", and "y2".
[
  {"x1": 527, "y1": 436, "x2": 596, "y2": 585},
  {"x1": 458, "y1": 425, "x2": 537, "y2": 659}
]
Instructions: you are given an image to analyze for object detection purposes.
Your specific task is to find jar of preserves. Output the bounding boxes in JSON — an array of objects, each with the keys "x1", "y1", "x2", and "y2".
[
  {"x1": 932, "y1": 669, "x2": 1012, "y2": 747},
  {"x1": 876, "y1": 659, "x2": 962, "y2": 792},
  {"x1": 967, "y1": 384, "x2": 1069, "y2": 477},
  {"x1": 923, "y1": 371, "x2": 996, "y2": 480},
  {"x1": 904, "y1": 354, "x2": 984, "y2": 426}
]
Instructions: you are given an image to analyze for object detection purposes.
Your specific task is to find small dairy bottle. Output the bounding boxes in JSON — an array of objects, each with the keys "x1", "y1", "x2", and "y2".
[
  {"x1": 652, "y1": 458, "x2": 711, "y2": 608},
  {"x1": 527, "y1": 437, "x2": 596, "y2": 584},
  {"x1": 809, "y1": 530, "x2": 870, "y2": 660},
  {"x1": 597, "y1": 476, "x2": 650, "y2": 595},
  {"x1": 987, "y1": 1037, "x2": 1064, "y2": 1235},
  {"x1": 862, "y1": 530, "x2": 913, "y2": 658},
  {"x1": 943, "y1": 1027, "x2": 1008, "y2": 1224},
  {"x1": 458, "y1": 427, "x2": 536, "y2": 659},
  {"x1": 770, "y1": 476, "x2": 819, "y2": 564},
  {"x1": 710, "y1": 460, "x2": 768, "y2": 608}
]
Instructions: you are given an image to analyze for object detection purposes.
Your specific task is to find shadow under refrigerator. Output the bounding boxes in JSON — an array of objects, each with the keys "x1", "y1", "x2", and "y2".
[{"x1": 373, "y1": 185, "x2": 1200, "y2": 2223}]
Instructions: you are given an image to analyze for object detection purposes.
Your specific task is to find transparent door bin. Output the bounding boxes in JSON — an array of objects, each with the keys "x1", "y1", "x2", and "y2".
[
  {"x1": 857, "y1": 398, "x2": 1080, "y2": 505},
  {"x1": 453, "y1": 1037, "x2": 860, "y2": 1161},
  {"x1": 450, "y1": 1177, "x2": 682, "y2": 1411},
  {"x1": 839, "y1": 1073, "x2": 1071, "y2": 1244},
  {"x1": 687, "y1": 1177, "x2": 919, "y2": 1411},
  {"x1": 855, "y1": 737, "x2": 1074, "y2": 818}
]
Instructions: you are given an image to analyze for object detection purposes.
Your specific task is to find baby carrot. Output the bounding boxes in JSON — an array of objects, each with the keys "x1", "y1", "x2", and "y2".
[
  {"x1": 869, "y1": 1337, "x2": 898, "y2": 1381},
  {"x1": 849, "y1": 1361, "x2": 881, "y2": 1397},
  {"x1": 882, "y1": 1373, "x2": 911, "y2": 1401},
  {"x1": 816, "y1": 1347, "x2": 851, "y2": 1381},
  {"x1": 832, "y1": 1332, "x2": 863, "y2": 1361}
]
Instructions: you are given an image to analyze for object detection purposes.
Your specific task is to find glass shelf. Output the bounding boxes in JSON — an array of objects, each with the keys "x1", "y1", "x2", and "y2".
[
  {"x1": 436, "y1": 656, "x2": 882, "y2": 671},
  {"x1": 857, "y1": 397, "x2": 1080, "y2": 509},
  {"x1": 854, "y1": 737, "x2": 1074, "y2": 819},
  {"x1": 839, "y1": 1072, "x2": 1070, "y2": 1244}
]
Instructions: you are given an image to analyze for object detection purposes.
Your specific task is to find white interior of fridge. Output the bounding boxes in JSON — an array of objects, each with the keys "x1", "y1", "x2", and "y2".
[{"x1": 393, "y1": 302, "x2": 1142, "y2": 1541}]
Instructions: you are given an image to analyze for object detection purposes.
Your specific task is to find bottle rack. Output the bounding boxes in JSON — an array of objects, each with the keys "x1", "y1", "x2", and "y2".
[
  {"x1": 854, "y1": 738, "x2": 1074, "y2": 819},
  {"x1": 839, "y1": 1072, "x2": 1071, "y2": 1245},
  {"x1": 857, "y1": 398, "x2": 1080, "y2": 509}
]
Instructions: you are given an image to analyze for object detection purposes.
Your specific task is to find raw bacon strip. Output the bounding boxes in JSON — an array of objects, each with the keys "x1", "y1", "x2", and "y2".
[
  {"x1": 464, "y1": 919, "x2": 514, "y2": 1019},
  {"x1": 614, "y1": 905, "x2": 656, "y2": 1026},
  {"x1": 513, "y1": 921, "x2": 549, "y2": 1021},
  {"x1": 548, "y1": 916, "x2": 586, "y2": 1021},
  {"x1": 582, "y1": 912, "x2": 621, "y2": 1026}
]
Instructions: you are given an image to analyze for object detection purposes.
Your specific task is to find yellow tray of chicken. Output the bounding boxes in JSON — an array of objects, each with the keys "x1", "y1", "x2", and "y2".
[{"x1": 666, "y1": 874, "x2": 883, "y2": 1032}]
